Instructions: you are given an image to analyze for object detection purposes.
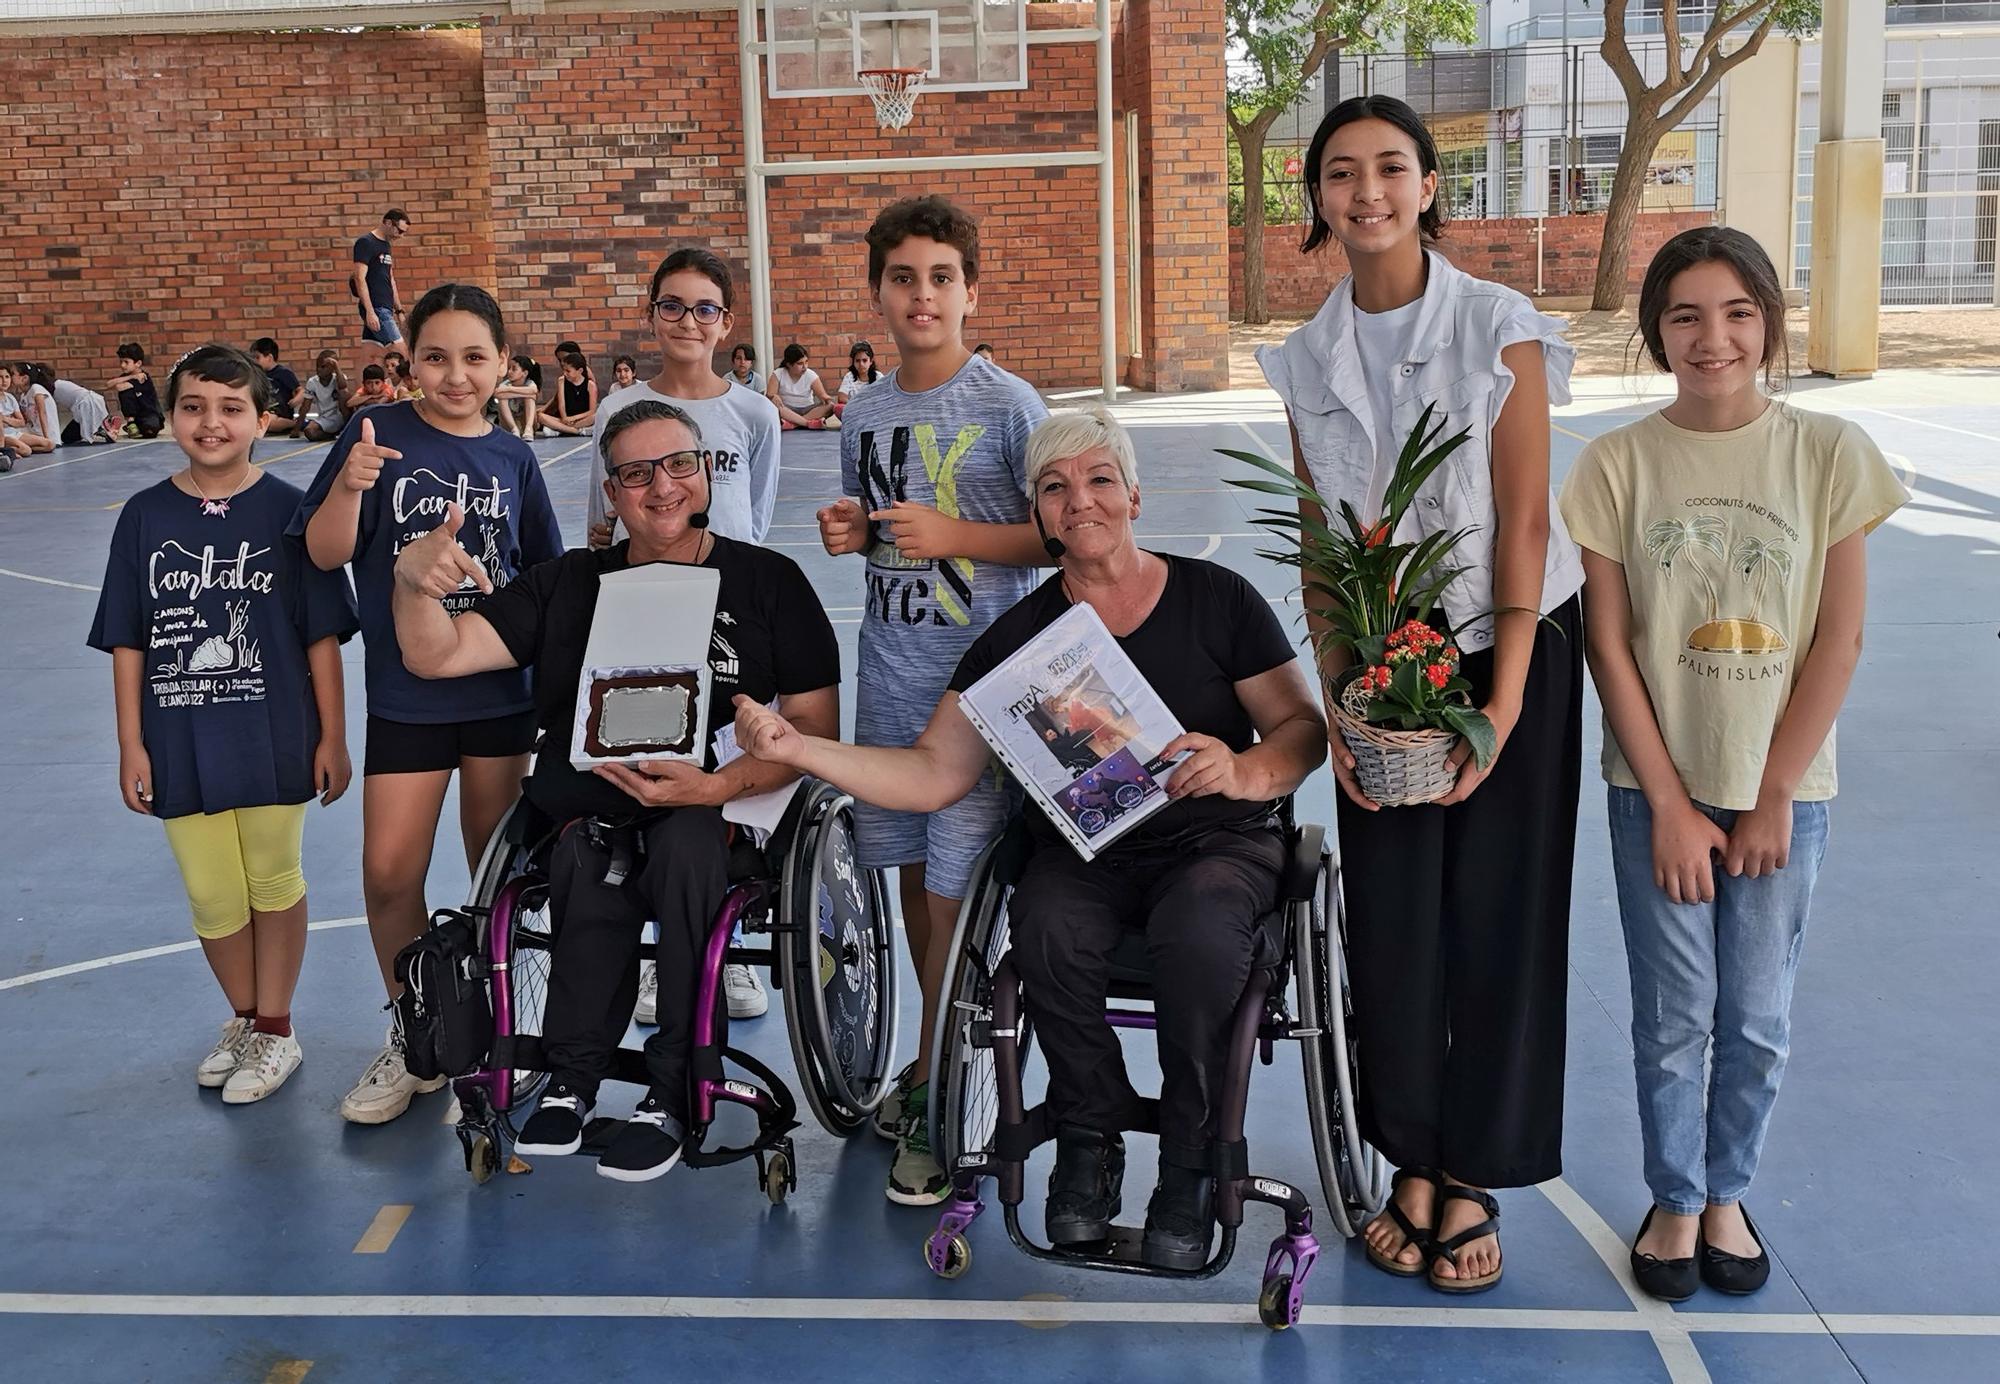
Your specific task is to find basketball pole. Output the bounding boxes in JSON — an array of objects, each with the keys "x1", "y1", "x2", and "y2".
[{"x1": 740, "y1": 2, "x2": 1120, "y2": 401}]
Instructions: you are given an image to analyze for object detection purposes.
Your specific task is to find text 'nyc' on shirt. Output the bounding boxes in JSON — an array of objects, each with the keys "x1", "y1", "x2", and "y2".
[
  {"x1": 1559, "y1": 401, "x2": 1907, "y2": 809},
  {"x1": 840, "y1": 353, "x2": 1049, "y2": 748},
  {"x1": 89, "y1": 475, "x2": 360, "y2": 820},
  {"x1": 292, "y1": 400, "x2": 564, "y2": 723}
]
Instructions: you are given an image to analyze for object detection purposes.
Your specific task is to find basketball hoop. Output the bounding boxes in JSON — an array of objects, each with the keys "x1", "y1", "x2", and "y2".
[{"x1": 858, "y1": 67, "x2": 927, "y2": 132}]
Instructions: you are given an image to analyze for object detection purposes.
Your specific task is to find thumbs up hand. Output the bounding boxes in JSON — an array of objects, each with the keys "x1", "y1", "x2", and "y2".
[
  {"x1": 340, "y1": 416, "x2": 401, "y2": 492},
  {"x1": 394, "y1": 502, "x2": 492, "y2": 599}
]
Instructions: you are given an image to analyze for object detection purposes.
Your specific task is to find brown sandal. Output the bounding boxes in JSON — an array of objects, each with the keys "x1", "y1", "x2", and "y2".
[
  {"x1": 1364, "y1": 1166, "x2": 1442, "y2": 1278},
  {"x1": 1427, "y1": 1184, "x2": 1503, "y2": 1294}
]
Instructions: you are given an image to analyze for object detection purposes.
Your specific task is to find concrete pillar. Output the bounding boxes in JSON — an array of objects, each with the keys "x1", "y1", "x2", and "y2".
[
  {"x1": 1806, "y1": 0, "x2": 1886, "y2": 377},
  {"x1": 1720, "y1": 38, "x2": 1800, "y2": 290}
]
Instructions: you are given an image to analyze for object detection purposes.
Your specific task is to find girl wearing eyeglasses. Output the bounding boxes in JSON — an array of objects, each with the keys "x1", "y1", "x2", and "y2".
[{"x1": 586, "y1": 247, "x2": 782, "y2": 560}]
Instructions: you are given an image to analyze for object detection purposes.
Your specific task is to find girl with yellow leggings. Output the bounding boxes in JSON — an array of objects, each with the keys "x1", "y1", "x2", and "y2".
[{"x1": 88, "y1": 345, "x2": 360, "y2": 1105}]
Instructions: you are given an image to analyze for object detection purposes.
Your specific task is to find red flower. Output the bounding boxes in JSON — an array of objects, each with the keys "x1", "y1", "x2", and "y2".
[
  {"x1": 1365, "y1": 520, "x2": 1392, "y2": 548},
  {"x1": 1425, "y1": 663, "x2": 1451, "y2": 689}
]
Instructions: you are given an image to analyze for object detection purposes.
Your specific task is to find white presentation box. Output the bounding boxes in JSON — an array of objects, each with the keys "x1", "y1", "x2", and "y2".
[{"x1": 568, "y1": 563, "x2": 721, "y2": 771}]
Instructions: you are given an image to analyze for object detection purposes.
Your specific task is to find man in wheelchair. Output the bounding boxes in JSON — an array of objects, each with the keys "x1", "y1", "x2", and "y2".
[
  {"x1": 734, "y1": 406, "x2": 1327, "y2": 1265},
  {"x1": 391, "y1": 399, "x2": 840, "y2": 1181}
]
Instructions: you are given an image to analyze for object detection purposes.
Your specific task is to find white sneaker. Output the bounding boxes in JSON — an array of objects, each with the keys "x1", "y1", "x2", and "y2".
[
  {"x1": 222, "y1": 1030, "x2": 303, "y2": 1104},
  {"x1": 196, "y1": 1016, "x2": 255, "y2": 1088},
  {"x1": 725, "y1": 963, "x2": 768, "y2": 1019},
  {"x1": 340, "y1": 1030, "x2": 447, "y2": 1125},
  {"x1": 635, "y1": 961, "x2": 658, "y2": 1026}
]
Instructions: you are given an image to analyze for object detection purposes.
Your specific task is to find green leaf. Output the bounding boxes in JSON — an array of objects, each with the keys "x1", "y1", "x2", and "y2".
[{"x1": 1438, "y1": 703, "x2": 1499, "y2": 770}]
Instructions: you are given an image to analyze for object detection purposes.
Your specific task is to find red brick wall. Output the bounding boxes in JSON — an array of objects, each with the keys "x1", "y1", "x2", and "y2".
[
  {"x1": 1124, "y1": 0, "x2": 1230, "y2": 392},
  {"x1": 0, "y1": 30, "x2": 492, "y2": 377},
  {"x1": 481, "y1": 3, "x2": 1130, "y2": 391},
  {"x1": 1230, "y1": 211, "x2": 1720, "y2": 319},
  {"x1": 1, "y1": 6, "x2": 1189, "y2": 394}
]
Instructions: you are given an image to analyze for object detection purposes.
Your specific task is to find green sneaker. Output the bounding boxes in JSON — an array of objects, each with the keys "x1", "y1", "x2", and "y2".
[
  {"x1": 873, "y1": 1061, "x2": 917, "y2": 1142},
  {"x1": 886, "y1": 1082, "x2": 949, "y2": 1205}
]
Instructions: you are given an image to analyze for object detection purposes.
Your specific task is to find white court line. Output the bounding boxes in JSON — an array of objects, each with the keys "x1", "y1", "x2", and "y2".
[
  {"x1": 1234, "y1": 421, "x2": 1281, "y2": 460},
  {"x1": 0, "y1": 917, "x2": 367, "y2": 992},
  {"x1": 1850, "y1": 404, "x2": 2000, "y2": 447},
  {"x1": 1539, "y1": 1178, "x2": 1711, "y2": 1383},
  {"x1": 0, "y1": 566, "x2": 98, "y2": 593},
  {"x1": 540, "y1": 441, "x2": 593, "y2": 471},
  {"x1": 0, "y1": 1291, "x2": 1993, "y2": 1336},
  {"x1": 1194, "y1": 534, "x2": 1222, "y2": 559},
  {"x1": 0, "y1": 444, "x2": 143, "y2": 480}
]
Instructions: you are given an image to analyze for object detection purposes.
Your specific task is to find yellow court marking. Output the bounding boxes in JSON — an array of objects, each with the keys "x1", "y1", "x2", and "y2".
[
  {"x1": 353, "y1": 1205, "x2": 413, "y2": 1255},
  {"x1": 264, "y1": 1363, "x2": 313, "y2": 1384},
  {"x1": 1551, "y1": 422, "x2": 1591, "y2": 444}
]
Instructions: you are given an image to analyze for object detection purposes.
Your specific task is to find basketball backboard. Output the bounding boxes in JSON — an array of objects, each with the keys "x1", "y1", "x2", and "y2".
[{"x1": 765, "y1": 0, "x2": 1027, "y2": 99}]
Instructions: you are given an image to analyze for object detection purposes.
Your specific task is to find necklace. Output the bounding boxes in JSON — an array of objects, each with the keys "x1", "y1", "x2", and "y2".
[{"x1": 188, "y1": 465, "x2": 252, "y2": 518}]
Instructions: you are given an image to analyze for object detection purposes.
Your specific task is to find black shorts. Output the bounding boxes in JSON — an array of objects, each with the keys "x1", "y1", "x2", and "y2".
[{"x1": 364, "y1": 710, "x2": 539, "y2": 776}]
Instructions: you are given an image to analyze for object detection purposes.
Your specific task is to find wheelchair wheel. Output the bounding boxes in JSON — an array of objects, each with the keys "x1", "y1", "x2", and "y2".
[
  {"x1": 1294, "y1": 844, "x2": 1391, "y2": 1238},
  {"x1": 468, "y1": 800, "x2": 555, "y2": 1112},
  {"x1": 779, "y1": 783, "x2": 899, "y2": 1138},
  {"x1": 926, "y1": 836, "x2": 1032, "y2": 1176}
]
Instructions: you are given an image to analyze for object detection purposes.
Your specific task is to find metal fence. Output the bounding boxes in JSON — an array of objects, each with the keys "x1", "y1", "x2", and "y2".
[
  {"x1": 1793, "y1": 30, "x2": 2000, "y2": 308},
  {"x1": 1229, "y1": 38, "x2": 1720, "y2": 229}
]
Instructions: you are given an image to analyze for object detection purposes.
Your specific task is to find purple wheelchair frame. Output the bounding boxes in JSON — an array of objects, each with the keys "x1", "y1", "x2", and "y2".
[
  {"x1": 923, "y1": 825, "x2": 1326, "y2": 1330},
  {"x1": 449, "y1": 830, "x2": 800, "y2": 1197}
]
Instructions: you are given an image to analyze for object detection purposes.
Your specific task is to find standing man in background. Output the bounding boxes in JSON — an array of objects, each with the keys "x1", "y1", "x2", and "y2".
[{"x1": 352, "y1": 210, "x2": 410, "y2": 369}]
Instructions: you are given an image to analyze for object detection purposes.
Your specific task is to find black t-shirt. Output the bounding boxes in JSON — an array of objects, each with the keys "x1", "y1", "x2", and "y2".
[
  {"x1": 949, "y1": 554, "x2": 1299, "y2": 851},
  {"x1": 475, "y1": 535, "x2": 841, "y2": 821},
  {"x1": 266, "y1": 365, "x2": 300, "y2": 414},
  {"x1": 352, "y1": 232, "x2": 394, "y2": 306}
]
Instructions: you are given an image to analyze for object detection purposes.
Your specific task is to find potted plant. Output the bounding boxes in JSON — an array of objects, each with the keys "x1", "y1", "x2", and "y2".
[{"x1": 1222, "y1": 403, "x2": 1496, "y2": 806}]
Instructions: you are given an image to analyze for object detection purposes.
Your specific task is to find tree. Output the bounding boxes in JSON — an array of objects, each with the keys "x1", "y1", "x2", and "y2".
[
  {"x1": 1591, "y1": 0, "x2": 1820, "y2": 310},
  {"x1": 1227, "y1": 1, "x2": 1475, "y2": 324}
]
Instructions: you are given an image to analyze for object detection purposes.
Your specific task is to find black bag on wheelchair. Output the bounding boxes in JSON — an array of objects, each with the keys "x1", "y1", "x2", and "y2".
[{"x1": 391, "y1": 909, "x2": 493, "y2": 1082}]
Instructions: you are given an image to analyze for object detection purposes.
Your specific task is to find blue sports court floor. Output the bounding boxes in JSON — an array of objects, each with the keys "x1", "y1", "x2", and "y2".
[{"x1": 2, "y1": 369, "x2": 1996, "y2": 1382}]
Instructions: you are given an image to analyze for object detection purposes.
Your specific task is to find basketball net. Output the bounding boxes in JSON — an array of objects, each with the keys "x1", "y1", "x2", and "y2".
[{"x1": 858, "y1": 68, "x2": 926, "y2": 132}]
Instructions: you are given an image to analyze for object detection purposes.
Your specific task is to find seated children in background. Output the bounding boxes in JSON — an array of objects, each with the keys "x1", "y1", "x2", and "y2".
[
  {"x1": 496, "y1": 354, "x2": 542, "y2": 438},
  {"x1": 384, "y1": 350, "x2": 421, "y2": 401},
  {"x1": 835, "y1": 340, "x2": 881, "y2": 417},
  {"x1": 109, "y1": 343, "x2": 165, "y2": 438},
  {"x1": 299, "y1": 352, "x2": 348, "y2": 442},
  {"x1": 253, "y1": 338, "x2": 304, "y2": 437},
  {"x1": 611, "y1": 354, "x2": 638, "y2": 392},
  {"x1": 539, "y1": 350, "x2": 598, "y2": 436},
  {"x1": 728, "y1": 343, "x2": 761, "y2": 393},
  {"x1": 50, "y1": 366, "x2": 114, "y2": 445},
  {"x1": 346, "y1": 364, "x2": 396, "y2": 412},
  {"x1": 13, "y1": 363, "x2": 61, "y2": 453},
  {"x1": 973, "y1": 342, "x2": 995, "y2": 364},
  {"x1": 768, "y1": 343, "x2": 838, "y2": 430}
]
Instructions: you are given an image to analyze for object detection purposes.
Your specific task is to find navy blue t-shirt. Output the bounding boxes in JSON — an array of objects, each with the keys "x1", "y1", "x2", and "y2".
[
  {"x1": 290, "y1": 400, "x2": 565, "y2": 723},
  {"x1": 266, "y1": 364, "x2": 300, "y2": 413},
  {"x1": 353, "y1": 232, "x2": 394, "y2": 307},
  {"x1": 88, "y1": 474, "x2": 360, "y2": 820}
]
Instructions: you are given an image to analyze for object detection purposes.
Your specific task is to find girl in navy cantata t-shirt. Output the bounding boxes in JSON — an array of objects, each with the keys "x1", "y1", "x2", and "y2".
[
  {"x1": 294, "y1": 283, "x2": 562, "y2": 1128},
  {"x1": 90, "y1": 345, "x2": 359, "y2": 1107}
]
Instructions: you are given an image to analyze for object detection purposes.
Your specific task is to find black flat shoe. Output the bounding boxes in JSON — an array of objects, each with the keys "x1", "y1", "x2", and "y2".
[
  {"x1": 1630, "y1": 1206, "x2": 1699, "y2": 1302},
  {"x1": 1699, "y1": 1205, "x2": 1770, "y2": 1295},
  {"x1": 1140, "y1": 1164, "x2": 1215, "y2": 1271},
  {"x1": 1045, "y1": 1126, "x2": 1124, "y2": 1246}
]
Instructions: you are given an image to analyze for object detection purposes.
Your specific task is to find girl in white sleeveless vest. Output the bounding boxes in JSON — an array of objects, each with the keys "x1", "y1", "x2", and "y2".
[{"x1": 1258, "y1": 95, "x2": 1584, "y2": 1294}]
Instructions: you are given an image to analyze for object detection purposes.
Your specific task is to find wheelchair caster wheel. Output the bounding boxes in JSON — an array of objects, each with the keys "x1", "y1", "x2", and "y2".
[
  {"x1": 468, "y1": 1132, "x2": 501, "y2": 1185},
  {"x1": 1258, "y1": 1274, "x2": 1299, "y2": 1331},
  {"x1": 764, "y1": 1151, "x2": 792, "y2": 1205},
  {"x1": 925, "y1": 1232, "x2": 972, "y2": 1280}
]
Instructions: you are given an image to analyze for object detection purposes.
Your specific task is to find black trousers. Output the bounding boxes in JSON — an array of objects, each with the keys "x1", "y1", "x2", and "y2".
[
  {"x1": 541, "y1": 807, "x2": 728, "y2": 1118},
  {"x1": 1008, "y1": 824, "x2": 1285, "y2": 1170},
  {"x1": 1337, "y1": 596, "x2": 1582, "y2": 1188}
]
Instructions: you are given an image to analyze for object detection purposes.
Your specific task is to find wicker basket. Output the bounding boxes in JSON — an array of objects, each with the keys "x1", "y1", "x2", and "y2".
[{"x1": 1333, "y1": 678, "x2": 1460, "y2": 807}]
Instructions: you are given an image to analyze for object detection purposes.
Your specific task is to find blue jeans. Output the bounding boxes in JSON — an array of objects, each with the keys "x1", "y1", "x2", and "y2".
[
  {"x1": 359, "y1": 303, "x2": 402, "y2": 345},
  {"x1": 1606, "y1": 786, "x2": 1829, "y2": 1216}
]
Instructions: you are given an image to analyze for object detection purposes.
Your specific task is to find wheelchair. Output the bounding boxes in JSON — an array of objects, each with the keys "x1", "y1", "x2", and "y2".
[
  {"x1": 920, "y1": 810, "x2": 1392, "y2": 1329},
  {"x1": 446, "y1": 780, "x2": 900, "y2": 1202}
]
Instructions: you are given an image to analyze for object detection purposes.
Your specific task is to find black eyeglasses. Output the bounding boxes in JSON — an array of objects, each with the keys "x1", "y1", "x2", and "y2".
[
  {"x1": 610, "y1": 451, "x2": 703, "y2": 489},
  {"x1": 649, "y1": 299, "x2": 726, "y2": 324}
]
